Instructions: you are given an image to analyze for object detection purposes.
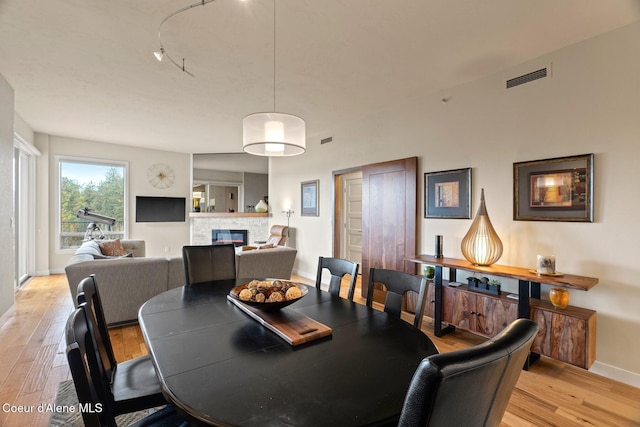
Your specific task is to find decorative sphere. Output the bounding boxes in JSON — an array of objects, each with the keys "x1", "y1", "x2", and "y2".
[{"x1": 549, "y1": 288, "x2": 570, "y2": 309}]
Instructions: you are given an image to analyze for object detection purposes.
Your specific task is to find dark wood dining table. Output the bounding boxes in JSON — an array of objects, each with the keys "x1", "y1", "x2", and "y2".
[{"x1": 138, "y1": 279, "x2": 439, "y2": 427}]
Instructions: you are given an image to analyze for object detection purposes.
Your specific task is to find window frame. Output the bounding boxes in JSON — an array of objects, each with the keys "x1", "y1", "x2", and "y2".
[{"x1": 55, "y1": 155, "x2": 129, "y2": 253}]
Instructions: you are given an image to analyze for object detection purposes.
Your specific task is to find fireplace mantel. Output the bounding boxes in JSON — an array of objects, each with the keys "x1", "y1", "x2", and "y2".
[{"x1": 189, "y1": 212, "x2": 269, "y2": 218}]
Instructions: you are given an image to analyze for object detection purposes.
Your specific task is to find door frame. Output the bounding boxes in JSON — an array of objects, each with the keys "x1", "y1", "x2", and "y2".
[
  {"x1": 332, "y1": 157, "x2": 418, "y2": 299},
  {"x1": 332, "y1": 166, "x2": 363, "y2": 257}
]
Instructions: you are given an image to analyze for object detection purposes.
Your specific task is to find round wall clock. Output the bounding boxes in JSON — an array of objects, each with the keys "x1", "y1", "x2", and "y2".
[{"x1": 147, "y1": 163, "x2": 175, "y2": 189}]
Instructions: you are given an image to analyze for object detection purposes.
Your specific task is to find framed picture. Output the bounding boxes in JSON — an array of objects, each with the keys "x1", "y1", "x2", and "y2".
[
  {"x1": 424, "y1": 168, "x2": 471, "y2": 218},
  {"x1": 514, "y1": 153, "x2": 593, "y2": 222},
  {"x1": 301, "y1": 180, "x2": 319, "y2": 216}
]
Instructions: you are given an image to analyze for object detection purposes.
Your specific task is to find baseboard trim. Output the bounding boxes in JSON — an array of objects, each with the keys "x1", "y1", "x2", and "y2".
[
  {"x1": 35, "y1": 270, "x2": 51, "y2": 276},
  {"x1": 589, "y1": 361, "x2": 640, "y2": 388}
]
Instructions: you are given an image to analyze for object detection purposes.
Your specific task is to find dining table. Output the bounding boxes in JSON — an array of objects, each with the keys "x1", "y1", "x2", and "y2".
[{"x1": 138, "y1": 278, "x2": 439, "y2": 427}]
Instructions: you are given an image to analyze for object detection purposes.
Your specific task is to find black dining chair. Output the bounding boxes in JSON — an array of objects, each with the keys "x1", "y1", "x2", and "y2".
[
  {"x1": 182, "y1": 243, "x2": 237, "y2": 286},
  {"x1": 366, "y1": 267, "x2": 427, "y2": 329},
  {"x1": 315, "y1": 256, "x2": 359, "y2": 300},
  {"x1": 76, "y1": 275, "x2": 167, "y2": 414},
  {"x1": 397, "y1": 318, "x2": 539, "y2": 427},
  {"x1": 65, "y1": 307, "x2": 188, "y2": 427}
]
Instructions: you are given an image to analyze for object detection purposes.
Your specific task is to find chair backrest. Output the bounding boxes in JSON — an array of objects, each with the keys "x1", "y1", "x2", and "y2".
[
  {"x1": 65, "y1": 307, "x2": 117, "y2": 427},
  {"x1": 182, "y1": 244, "x2": 237, "y2": 286},
  {"x1": 366, "y1": 267, "x2": 427, "y2": 328},
  {"x1": 315, "y1": 256, "x2": 359, "y2": 300},
  {"x1": 77, "y1": 275, "x2": 117, "y2": 384},
  {"x1": 398, "y1": 318, "x2": 539, "y2": 427},
  {"x1": 265, "y1": 225, "x2": 288, "y2": 246}
]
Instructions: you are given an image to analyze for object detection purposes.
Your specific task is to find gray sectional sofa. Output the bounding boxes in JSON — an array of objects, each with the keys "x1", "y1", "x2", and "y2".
[
  {"x1": 65, "y1": 240, "x2": 297, "y2": 326},
  {"x1": 65, "y1": 240, "x2": 184, "y2": 325}
]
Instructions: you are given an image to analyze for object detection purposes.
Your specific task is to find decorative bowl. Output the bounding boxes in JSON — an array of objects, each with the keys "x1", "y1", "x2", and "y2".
[{"x1": 229, "y1": 280, "x2": 308, "y2": 311}]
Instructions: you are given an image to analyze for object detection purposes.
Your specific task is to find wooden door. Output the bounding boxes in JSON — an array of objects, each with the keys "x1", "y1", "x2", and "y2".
[{"x1": 361, "y1": 157, "x2": 417, "y2": 298}]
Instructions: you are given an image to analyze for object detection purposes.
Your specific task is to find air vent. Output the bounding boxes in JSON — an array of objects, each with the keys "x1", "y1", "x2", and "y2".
[
  {"x1": 320, "y1": 136, "x2": 333, "y2": 144},
  {"x1": 506, "y1": 67, "x2": 548, "y2": 89}
]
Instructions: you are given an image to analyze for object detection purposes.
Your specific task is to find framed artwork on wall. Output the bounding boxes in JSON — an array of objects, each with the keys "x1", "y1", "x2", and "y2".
[
  {"x1": 301, "y1": 179, "x2": 319, "y2": 216},
  {"x1": 424, "y1": 168, "x2": 471, "y2": 219},
  {"x1": 513, "y1": 153, "x2": 593, "y2": 222}
]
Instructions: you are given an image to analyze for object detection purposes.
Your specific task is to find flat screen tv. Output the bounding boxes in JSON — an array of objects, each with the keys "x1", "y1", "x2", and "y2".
[{"x1": 136, "y1": 196, "x2": 186, "y2": 222}]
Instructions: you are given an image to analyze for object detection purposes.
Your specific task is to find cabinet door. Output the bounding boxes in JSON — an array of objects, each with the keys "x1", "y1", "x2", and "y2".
[
  {"x1": 530, "y1": 307, "x2": 589, "y2": 368},
  {"x1": 424, "y1": 282, "x2": 435, "y2": 318},
  {"x1": 476, "y1": 294, "x2": 517, "y2": 337},
  {"x1": 442, "y1": 286, "x2": 474, "y2": 330}
]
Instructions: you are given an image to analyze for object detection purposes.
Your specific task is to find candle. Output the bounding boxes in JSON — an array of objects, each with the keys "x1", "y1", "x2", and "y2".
[{"x1": 536, "y1": 255, "x2": 556, "y2": 275}]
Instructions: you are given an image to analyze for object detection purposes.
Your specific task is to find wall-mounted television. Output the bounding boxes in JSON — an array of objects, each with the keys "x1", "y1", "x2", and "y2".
[{"x1": 136, "y1": 196, "x2": 186, "y2": 222}]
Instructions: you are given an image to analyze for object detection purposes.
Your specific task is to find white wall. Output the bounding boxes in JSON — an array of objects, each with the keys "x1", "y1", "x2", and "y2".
[
  {"x1": 0, "y1": 73, "x2": 15, "y2": 317},
  {"x1": 35, "y1": 134, "x2": 191, "y2": 273},
  {"x1": 269, "y1": 22, "x2": 640, "y2": 380}
]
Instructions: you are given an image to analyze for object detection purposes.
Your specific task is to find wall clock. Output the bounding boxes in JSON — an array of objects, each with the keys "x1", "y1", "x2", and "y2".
[{"x1": 147, "y1": 163, "x2": 175, "y2": 189}]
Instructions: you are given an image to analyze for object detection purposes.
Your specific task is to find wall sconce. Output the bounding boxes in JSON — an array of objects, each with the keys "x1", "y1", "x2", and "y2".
[{"x1": 460, "y1": 188, "x2": 503, "y2": 266}]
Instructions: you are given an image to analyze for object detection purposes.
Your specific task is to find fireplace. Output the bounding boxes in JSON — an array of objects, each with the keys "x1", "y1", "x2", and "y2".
[{"x1": 212, "y1": 229, "x2": 248, "y2": 247}]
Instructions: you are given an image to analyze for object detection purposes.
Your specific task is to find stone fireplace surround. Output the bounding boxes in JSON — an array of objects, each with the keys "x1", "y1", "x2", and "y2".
[{"x1": 190, "y1": 213, "x2": 269, "y2": 246}]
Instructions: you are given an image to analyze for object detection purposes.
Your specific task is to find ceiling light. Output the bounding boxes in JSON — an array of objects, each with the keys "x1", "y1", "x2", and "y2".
[
  {"x1": 153, "y1": 1, "x2": 218, "y2": 77},
  {"x1": 243, "y1": 113, "x2": 305, "y2": 156},
  {"x1": 153, "y1": 47, "x2": 164, "y2": 62},
  {"x1": 242, "y1": 0, "x2": 306, "y2": 156}
]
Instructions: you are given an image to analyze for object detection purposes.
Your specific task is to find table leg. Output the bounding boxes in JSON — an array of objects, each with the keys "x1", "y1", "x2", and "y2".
[
  {"x1": 518, "y1": 279, "x2": 540, "y2": 369},
  {"x1": 434, "y1": 266, "x2": 455, "y2": 337}
]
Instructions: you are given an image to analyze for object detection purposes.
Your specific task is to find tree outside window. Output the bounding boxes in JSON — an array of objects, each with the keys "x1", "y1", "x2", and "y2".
[{"x1": 58, "y1": 159, "x2": 126, "y2": 249}]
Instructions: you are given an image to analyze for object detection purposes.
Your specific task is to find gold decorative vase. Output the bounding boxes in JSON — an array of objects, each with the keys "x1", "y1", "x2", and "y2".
[{"x1": 549, "y1": 288, "x2": 570, "y2": 309}]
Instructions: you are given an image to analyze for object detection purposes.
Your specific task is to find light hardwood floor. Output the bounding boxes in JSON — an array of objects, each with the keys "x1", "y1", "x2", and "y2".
[{"x1": 1, "y1": 274, "x2": 639, "y2": 427}]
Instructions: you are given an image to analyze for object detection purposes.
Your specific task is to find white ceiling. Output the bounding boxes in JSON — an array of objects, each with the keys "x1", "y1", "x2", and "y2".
[{"x1": 1, "y1": 0, "x2": 639, "y2": 154}]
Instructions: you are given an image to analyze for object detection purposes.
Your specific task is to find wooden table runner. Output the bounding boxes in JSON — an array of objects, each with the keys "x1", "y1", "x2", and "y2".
[{"x1": 227, "y1": 296, "x2": 332, "y2": 346}]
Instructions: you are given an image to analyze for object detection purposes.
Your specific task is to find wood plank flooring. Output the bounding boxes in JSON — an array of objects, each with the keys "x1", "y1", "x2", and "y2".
[{"x1": 0, "y1": 274, "x2": 638, "y2": 427}]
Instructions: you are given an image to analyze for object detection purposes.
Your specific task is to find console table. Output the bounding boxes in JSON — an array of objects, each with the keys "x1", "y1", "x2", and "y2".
[{"x1": 406, "y1": 255, "x2": 599, "y2": 368}]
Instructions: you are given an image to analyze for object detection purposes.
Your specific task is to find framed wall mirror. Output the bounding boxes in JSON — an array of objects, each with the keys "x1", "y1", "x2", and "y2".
[{"x1": 192, "y1": 153, "x2": 268, "y2": 213}]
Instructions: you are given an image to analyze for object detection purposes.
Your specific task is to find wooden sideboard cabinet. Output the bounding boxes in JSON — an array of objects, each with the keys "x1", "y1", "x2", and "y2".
[
  {"x1": 407, "y1": 255, "x2": 599, "y2": 369},
  {"x1": 442, "y1": 285, "x2": 518, "y2": 338},
  {"x1": 529, "y1": 299, "x2": 596, "y2": 369}
]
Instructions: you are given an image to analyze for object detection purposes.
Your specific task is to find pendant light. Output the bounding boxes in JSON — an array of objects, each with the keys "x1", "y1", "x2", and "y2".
[
  {"x1": 460, "y1": 188, "x2": 503, "y2": 266},
  {"x1": 243, "y1": 0, "x2": 306, "y2": 156}
]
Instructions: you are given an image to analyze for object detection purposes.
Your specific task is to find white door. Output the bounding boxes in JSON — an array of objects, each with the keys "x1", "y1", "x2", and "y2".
[
  {"x1": 340, "y1": 171, "x2": 363, "y2": 265},
  {"x1": 14, "y1": 136, "x2": 40, "y2": 288}
]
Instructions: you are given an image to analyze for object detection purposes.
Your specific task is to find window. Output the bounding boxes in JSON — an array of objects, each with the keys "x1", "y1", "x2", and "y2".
[{"x1": 57, "y1": 157, "x2": 127, "y2": 250}]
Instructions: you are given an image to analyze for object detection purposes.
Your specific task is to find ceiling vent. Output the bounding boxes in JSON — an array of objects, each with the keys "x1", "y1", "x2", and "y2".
[
  {"x1": 320, "y1": 136, "x2": 333, "y2": 144},
  {"x1": 506, "y1": 67, "x2": 549, "y2": 89}
]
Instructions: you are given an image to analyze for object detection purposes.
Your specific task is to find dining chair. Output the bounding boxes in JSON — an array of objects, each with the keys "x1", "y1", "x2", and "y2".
[
  {"x1": 76, "y1": 275, "x2": 167, "y2": 414},
  {"x1": 182, "y1": 243, "x2": 236, "y2": 286},
  {"x1": 366, "y1": 267, "x2": 427, "y2": 328},
  {"x1": 397, "y1": 318, "x2": 538, "y2": 427},
  {"x1": 65, "y1": 307, "x2": 188, "y2": 427},
  {"x1": 315, "y1": 256, "x2": 359, "y2": 300}
]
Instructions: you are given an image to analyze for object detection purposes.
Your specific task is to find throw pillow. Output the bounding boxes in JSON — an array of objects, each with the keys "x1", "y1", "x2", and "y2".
[
  {"x1": 75, "y1": 241, "x2": 102, "y2": 258},
  {"x1": 98, "y1": 239, "x2": 128, "y2": 257}
]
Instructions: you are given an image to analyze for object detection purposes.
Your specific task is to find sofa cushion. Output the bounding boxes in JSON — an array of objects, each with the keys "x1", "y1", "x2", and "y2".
[
  {"x1": 98, "y1": 239, "x2": 128, "y2": 256},
  {"x1": 235, "y1": 246, "x2": 297, "y2": 279}
]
